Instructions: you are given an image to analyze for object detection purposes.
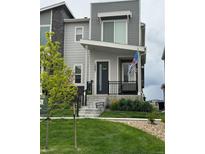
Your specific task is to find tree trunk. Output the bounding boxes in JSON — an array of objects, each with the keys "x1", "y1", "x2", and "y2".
[
  {"x1": 45, "y1": 94, "x2": 49, "y2": 150},
  {"x1": 45, "y1": 118, "x2": 49, "y2": 149},
  {"x1": 73, "y1": 102, "x2": 77, "y2": 149},
  {"x1": 74, "y1": 115, "x2": 77, "y2": 149}
]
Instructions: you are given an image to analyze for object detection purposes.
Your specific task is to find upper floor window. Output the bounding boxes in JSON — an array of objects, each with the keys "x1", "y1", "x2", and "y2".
[
  {"x1": 74, "y1": 64, "x2": 82, "y2": 83},
  {"x1": 40, "y1": 25, "x2": 51, "y2": 45},
  {"x1": 102, "y1": 20, "x2": 127, "y2": 44},
  {"x1": 75, "y1": 27, "x2": 84, "y2": 42}
]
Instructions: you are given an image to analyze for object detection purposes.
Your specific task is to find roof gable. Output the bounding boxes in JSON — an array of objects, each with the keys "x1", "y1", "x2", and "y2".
[{"x1": 40, "y1": 0, "x2": 74, "y2": 18}]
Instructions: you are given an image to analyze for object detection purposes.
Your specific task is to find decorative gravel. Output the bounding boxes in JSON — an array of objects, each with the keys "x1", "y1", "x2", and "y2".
[{"x1": 109, "y1": 120, "x2": 165, "y2": 141}]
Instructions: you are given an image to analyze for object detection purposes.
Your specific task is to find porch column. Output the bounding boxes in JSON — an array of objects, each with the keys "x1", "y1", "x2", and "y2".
[
  {"x1": 88, "y1": 49, "x2": 90, "y2": 81},
  {"x1": 137, "y1": 52, "x2": 142, "y2": 95},
  {"x1": 85, "y1": 45, "x2": 88, "y2": 89}
]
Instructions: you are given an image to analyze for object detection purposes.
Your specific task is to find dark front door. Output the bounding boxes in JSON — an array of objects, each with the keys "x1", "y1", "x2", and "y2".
[{"x1": 97, "y1": 62, "x2": 109, "y2": 94}]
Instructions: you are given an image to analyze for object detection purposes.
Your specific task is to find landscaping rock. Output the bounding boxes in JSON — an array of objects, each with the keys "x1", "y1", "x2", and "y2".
[{"x1": 109, "y1": 120, "x2": 165, "y2": 141}]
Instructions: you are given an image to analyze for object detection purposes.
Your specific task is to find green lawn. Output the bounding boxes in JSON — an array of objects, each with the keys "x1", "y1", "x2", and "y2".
[
  {"x1": 100, "y1": 110, "x2": 165, "y2": 119},
  {"x1": 50, "y1": 109, "x2": 73, "y2": 117},
  {"x1": 41, "y1": 109, "x2": 73, "y2": 117},
  {"x1": 40, "y1": 119, "x2": 165, "y2": 154}
]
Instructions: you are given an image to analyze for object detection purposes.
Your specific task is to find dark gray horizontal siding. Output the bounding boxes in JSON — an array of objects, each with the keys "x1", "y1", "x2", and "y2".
[
  {"x1": 141, "y1": 23, "x2": 145, "y2": 46},
  {"x1": 91, "y1": 0, "x2": 140, "y2": 46},
  {"x1": 52, "y1": 5, "x2": 73, "y2": 56}
]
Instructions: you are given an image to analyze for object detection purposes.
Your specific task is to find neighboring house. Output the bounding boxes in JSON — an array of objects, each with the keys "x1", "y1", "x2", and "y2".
[
  {"x1": 40, "y1": 0, "x2": 74, "y2": 115},
  {"x1": 40, "y1": 0, "x2": 74, "y2": 55},
  {"x1": 161, "y1": 48, "x2": 165, "y2": 102},
  {"x1": 64, "y1": 0, "x2": 146, "y2": 108},
  {"x1": 150, "y1": 99, "x2": 165, "y2": 111}
]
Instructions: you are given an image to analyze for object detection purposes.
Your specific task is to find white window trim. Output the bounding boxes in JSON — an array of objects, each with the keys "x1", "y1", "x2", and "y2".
[
  {"x1": 40, "y1": 10, "x2": 52, "y2": 33},
  {"x1": 40, "y1": 25, "x2": 52, "y2": 32},
  {"x1": 101, "y1": 19, "x2": 128, "y2": 44},
  {"x1": 98, "y1": 11, "x2": 132, "y2": 18},
  {"x1": 74, "y1": 26, "x2": 84, "y2": 42},
  {"x1": 94, "y1": 60, "x2": 111, "y2": 95},
  {"x1": 40, "y1": 25, "x2": 51, "y2": 44},
  {"x1": 50, "y1": 10, "x2": 53, "y2": 32},
  {"x1": 73, "y1": 64, "x2": 83, "y2": 84}
]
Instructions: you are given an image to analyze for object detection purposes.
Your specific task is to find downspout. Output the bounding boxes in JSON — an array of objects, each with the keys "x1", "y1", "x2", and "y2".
[{"x1": 137, "y1": 0, "x2": 142, "y2": 96}]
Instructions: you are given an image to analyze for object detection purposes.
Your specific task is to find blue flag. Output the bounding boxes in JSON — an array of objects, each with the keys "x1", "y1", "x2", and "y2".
[{"x1": 128, "y1": 51, "x2": 138, "y2": 74}]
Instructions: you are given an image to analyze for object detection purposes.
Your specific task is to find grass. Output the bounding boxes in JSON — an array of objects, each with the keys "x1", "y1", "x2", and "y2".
[
  {"x1": 50, "y1": 109, "x2": 73, "y2": 117},
  {"x1": 100, "y1": 110, "x2": 165, "y2": 119},
  {"x1": 41, "y1": 119, "x2": 165, "y2": 154},
  {"x1": 41, "y1": 108, "x2": 73, "y2": 117}
]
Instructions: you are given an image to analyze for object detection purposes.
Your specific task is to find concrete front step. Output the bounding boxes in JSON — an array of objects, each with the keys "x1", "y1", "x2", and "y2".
[
  {"x1": 79, "y1": 108, "x2": 102, "y2": 112},
  {"x1": 78, "y1": 114, "x2": 100, "y2": 117},
  {"x1": 79, "y1": 95, "x2": 107, "y2": 117},
  {"x1": 87, "y1": 96, "x2": 107, "y2": 101},
  {"x1": 79, "y1": 112, "x2": 102, "y2": 117},
  {"x1": 86, "y1": 103, "x2": 104, "y2": 108},
  {"x1": 79, "y1": 107, "x2": 104, "y2": 117}
]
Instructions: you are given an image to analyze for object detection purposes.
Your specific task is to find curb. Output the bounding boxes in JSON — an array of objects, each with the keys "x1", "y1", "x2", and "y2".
[{"x1": 40, "y1": 117, "x2": 161, "y2": 121}]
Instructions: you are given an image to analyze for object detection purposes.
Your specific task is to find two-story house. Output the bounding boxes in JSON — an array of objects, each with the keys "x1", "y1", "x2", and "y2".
[
  {"x1": 63, "y1": 0, "x2": 146, "y2": 116},
  {"x1": 40, "y1": 0, "x2": 74, "y2": 55}
]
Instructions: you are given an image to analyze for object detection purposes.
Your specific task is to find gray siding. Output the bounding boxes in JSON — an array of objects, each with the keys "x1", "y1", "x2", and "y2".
[
  {"x1": 64, "y1": 22, "x2": 89, "y2": 85},
  {"x1": 140, "y1": 24, "x2": 145, "y2": 88},
  {"x1": 40, "y1": 10, "x2": 51, "y2": 25},
  {"x1": 140, "y1": 23, "x2": 145, "y2": 46},
  {"x1": 91, "y1": 0, "x2": 140, "y2": 46}
]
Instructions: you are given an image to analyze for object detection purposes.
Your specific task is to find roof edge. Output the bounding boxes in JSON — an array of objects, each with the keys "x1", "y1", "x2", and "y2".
[
  {"x1": 91, "y1": 0, "x2": 137, "y2": 5},
  {"x1": 40, "y1": 1, "x2": 75, "y2": 18},
  {"x1": 64, "y1": 18, "x2": 90, "y2": 23},
  {"x1": 80, "y1": 39, "x2": 146, "y2": 52}
]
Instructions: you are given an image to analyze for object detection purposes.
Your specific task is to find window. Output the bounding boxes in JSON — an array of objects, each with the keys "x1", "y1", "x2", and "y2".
[
  {"x1": 114, "y1": 21, "x2": 127, "y2": 44},
  {"x1": 103, "y1": 22, "x2": 114, "y2": 43},
  {"x1": 102, "y1": 20, "x2": 127, "y2": 44},
  {"x1": 75, "y1": 27, "x2": 83, "y2": 42},
  {"x1": 40, "y1": 25, "x2": 51, "y2": 45},
  {"x1": 122, "y1": 63, "x2": 136, "y2": 82},
  {"x1": 74, "y1": 65, "x2": 82, "y2": 83}
]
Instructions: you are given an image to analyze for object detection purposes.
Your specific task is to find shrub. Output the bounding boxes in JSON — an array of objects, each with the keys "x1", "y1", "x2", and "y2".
[
  {"x1": 141, "y1": 101, "x2": 153, "y2": 112},
  {"x1": 110, "y1": 99, "x2": 119, "y2": 110},
  {"x1": 148, "y1": 111, "x2": 160, "y2": 124},
  {"x1": 105, "y1": 103, "x2": 110, "y2": 109},
  {"x1": 109, "y1": 98, "x2": 153, "y2": 112},
  {"x1": 118, "y1": 99, "x2": 133, "y2": 111},
  {"x1": 161, "y1": 115, "x2": 165, "y2": 123}
]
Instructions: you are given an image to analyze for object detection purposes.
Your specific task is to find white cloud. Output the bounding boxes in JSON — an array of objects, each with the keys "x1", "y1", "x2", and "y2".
[
  {"x1": 143, "y1": 85, "x2": 163, "y2": 101},
  {"x1": 141, "y1": 0, "x2": 165, "y2": 100}
]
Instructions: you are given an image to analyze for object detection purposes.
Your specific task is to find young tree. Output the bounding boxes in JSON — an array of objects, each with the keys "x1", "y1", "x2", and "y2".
[{"x1": 40, "y1": 32, "x2": 77, "y2": 149}]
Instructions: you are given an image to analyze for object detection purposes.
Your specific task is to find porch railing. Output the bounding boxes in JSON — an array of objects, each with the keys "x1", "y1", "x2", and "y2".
[
  {"x1": 84, "y1": 80, "x2": 93, "y2": 106},
  {"x1": 86, "y1": 80, "x2": 93, "y2": 95},
  {"x1": 108, "y1": 81, "x2": 138, "y2": 95}
]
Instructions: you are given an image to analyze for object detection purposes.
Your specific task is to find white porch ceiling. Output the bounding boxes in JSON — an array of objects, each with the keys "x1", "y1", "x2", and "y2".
[{"x1": 80, "y1": 39, "x2": 146, "y2": 53}]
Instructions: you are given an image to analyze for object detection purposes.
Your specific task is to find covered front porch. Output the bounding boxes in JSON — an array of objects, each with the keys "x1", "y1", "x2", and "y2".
[{"x1": 80, "y1": 39, "x2": 146, "y2": 96}]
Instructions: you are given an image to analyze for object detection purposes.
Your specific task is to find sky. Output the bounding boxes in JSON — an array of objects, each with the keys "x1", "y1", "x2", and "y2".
[{"x1": 41, "y1": 0, "x2": 165, "y2": 100}]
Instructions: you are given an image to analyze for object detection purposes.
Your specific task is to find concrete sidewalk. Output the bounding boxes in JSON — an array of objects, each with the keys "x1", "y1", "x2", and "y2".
[{"x1": 40, "y1": 117, "x2": 161, "y2": 121}]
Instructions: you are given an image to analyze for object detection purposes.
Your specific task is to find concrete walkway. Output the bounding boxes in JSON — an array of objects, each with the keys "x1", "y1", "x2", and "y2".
[{"x1": 40, "y1": 116, "x2": 161, "y2": 121}]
